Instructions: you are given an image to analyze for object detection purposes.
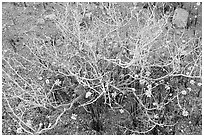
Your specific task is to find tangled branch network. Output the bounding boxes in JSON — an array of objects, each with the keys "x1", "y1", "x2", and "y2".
[{"x1": 2, "y1": 2, "x2": 202, "y2": 134}]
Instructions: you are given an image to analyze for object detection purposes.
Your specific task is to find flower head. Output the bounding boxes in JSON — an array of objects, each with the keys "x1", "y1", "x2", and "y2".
[
  {"x1": 145, "y1": 89, "x2": 152, "y2": 97},
  {"x1": 119, "y1": 109, "x2": 125, "y2": 114},
  {"x1": 54, "y1": 79, "x2": 61, "y2": 86},
  {"x1": 26, "y1": 120, "x2": 32, "y2": 127},
  {"x1": 154, "y1": 114, "x2": 159, "y2": 119},
  {"x1": 45, "y1": 79, "x2": 49, "y2": 84},
  {"x1": 139, "y1": 79, "x2": 146, "y2": 85},
  {"x1": 197, "y1": 82, "x2": 202, "y2": 87},
  {"x1": 71, "y1": 114, "x2": 77, "y2": 120},
  {"x1": 196, "y1": 2, "x2": 201, "y2": 6},
  {"x1": 85, "y1": 91, "x2": 92, "y2": 98},
  {"x1": 165, "y1": 85, "x2": 170, "y2": 90},
  {"x1": 181, "y1": 90, "x2": 187, "y2": 95},
  {"x1": 16, "y1": 127, "x2": 23, "y2": 134},
  {"x1": 153, "y1": 102, "x2": 158, "y2": 106},
  {"x1": 38, "y1": 76, "x2": 43, "y2": 80},
  {"x1": 186, "y1": 72, "x2": 190, "y2": 75},
  {"x1": 189, "y1": 79, "x2": 195, "y2": 85},
  {"x1": 111, "y1": 92, "x2": 117, "y2": 98},
  {"x1": 145, "y1": 71, "x2": 151, "y2": 76},
  {"x1": 187, "y1": 87, "x2": 192, "y2": 92},
  {"x1": 182, "y1": 109, "x2": 189, "y2": 117}
]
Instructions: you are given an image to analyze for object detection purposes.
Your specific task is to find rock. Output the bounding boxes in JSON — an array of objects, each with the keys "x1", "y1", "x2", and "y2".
[{"x1": 173, "y1": 8, "x2": 189, "y2": 28}]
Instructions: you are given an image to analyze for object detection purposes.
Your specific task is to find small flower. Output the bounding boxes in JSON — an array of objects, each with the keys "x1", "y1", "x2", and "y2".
[
  {"x1": 157, "y1": 104, "x2": 164, "y2": 110},
  {"x1": 166, "y1": 40, "x2": 170, "y2": 43},
  {"x1": 197, "y1": 82, "x2": 202, "y2": 87},
  {"x1": 85, "y1": 91, "x2": 92, "y2": 98},
  {"x1": 38, "y1": 76, "x2": 43, "y2": 80},
  {"x1": 134, "y1": 74, "x2": 139, "y2": 78},
  {"x1": 186, "y1": 72, "x2": 190, "y2": 75},
  {"x1": 139, "y1": 79, "x2": 146, "y2": 85},
  {"x1": 145, "y1": 89, "x2": 152, "y2": 97},
  {"x1": 165, "y1": 85, "x2": 170, "y2": 90},
  {"x1": 37, "y1": 87, "x2": 41, "y2": 92},
  {"x1": 119, "y1": 109, "x2": 124, "y2": 114},
  {"x1": 39, "y1": 123, "x2": 43, "y2": 127},
  {"x1": 196, "y1": 2, "x2": 201, "y2": 6},
  {"x1": 187, "y1": 87, "x2": 192, "y2": 92},
  {"x1": 37, "y1": 18, "x2": 45, "y2": 24},
  {"x1": 147, "y1": 84, "x2": 152, "y2": 89},
  {"x1": 111, "y1": 92, "x2": 117, "y2": 98},
  {"x1": 187, "y1": 66, "x2": 192, "y2": 70},
  {"x1": 26, "y1": 120, "x2": 32, "y2": 127},
  {"x1": 169, "y1": 93, "x2": 173, "y2": 96},
  {"x1": 181, "y1": 90, "x2": 187, "y2": 95},
  {"x1": 16, "y1": 127, "x2": 23, "y2": 133},
  {"x1": 44, "y1": 13, "x2": 56, "y2": 19},
  {"x1": 54, "y1": 79, "x2": 61, "y2": 86},
  {"x1": 189, "y1": 79, "x2": 195, "y2": 85},
  {"x1": 154, "y1": 114, "x2": 159, "y2": 119},
  {"x1": 153, "y1": 102, "x2": 158, "y2": 106},
  {"x1": 145, "y1": 71, "x2": 151, "y2": 76},
  {"x1": 182, "y1": 109, "x2": 189, "y2": 117},
  {"x1": 71, "y1": 114, "x2": 77, "y2": 120},
  {"x1": 45, "y1": 79, "x2": 49, "y2": 84}
]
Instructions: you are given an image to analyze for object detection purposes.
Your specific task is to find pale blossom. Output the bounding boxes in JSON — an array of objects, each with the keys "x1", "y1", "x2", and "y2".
[
  {"x1": 154, "y1": 114, "x2": 159, "y2": 119},
  {"x1": 26, "y1": 120, "x2": 32, "y2": 127},
  {"x1": 181, "y1": 90, "x2": 187, "y2": 95},
  {"x1": 139, "y1": 79, "x2": 146, "y2": 85},
  {"x1": 189, "y1": 79, "x2": 195, "y2": 85},
  {"x1": 153, "y1": 102, "x2": 158, "y2": 106},
  {"x1": 16, "y1": 127, "x2": 23, "y2": 133},
  {"x1": 85, "y1": 91, "x2": 92, "y2": 98},
  {"x1": 45, "y1": 79, "x2": 49, "y2": 84},
  {"x1": 39, "y1": 123, "x2": 43, "y2": 127},
  {"x1": 145, "y1": 89, "x2": 152, "y2": 97},
  {"x1": 147, "y1": 84, "x2": 152, "y2": 89},
  {"x1": 186, "y1": 72, "x2": 190, "y2": 75},
  {"x1": 38, "y1": 76, "x2": 43, "y2": 80},
  {"x1": 165, "y1": 85, "x2": 170, "y2": 90},
  {"x1": 166, "y1": 40, "x2": 170, "y2": 44},
  {"x1": 71, "y1": 114, "x2": 77, "y2": 120},
  {"x1": 145, "y1": 71, "x2": 151, "y2": 76},
  {"x1": 134, "y1": 74, "x2": 139, "y2": 78},
  {"x1": 197, "y1": 83, "x2": 202, "y2": 86},
  {"x1": 187, "y1": 87, "x2": 192, "y2": 92},
  {"x1": 111, "y1": 92, "x2": 117, "y2": 98},
  {"x1": 54, "y1": 79, "x2": 61, "y2": 86},
  {"x1": 169, "y1": 93, "x2": 173, "y2": 96},
  {"x1": 187, "y1": 66, "x2": 193, "y2": 70},
  {"x1": 196, "y1": 2, "x2": 200, "y2": 6},
  {"x1": 37, "y1": 87, "x2": 41, "y2": 92},
  {"x1": 119, "y1": 109, "x2": 124, "y2": 114},
  {"x1": 182, "y1": 109, "x2": 189, "y2": 117}
]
